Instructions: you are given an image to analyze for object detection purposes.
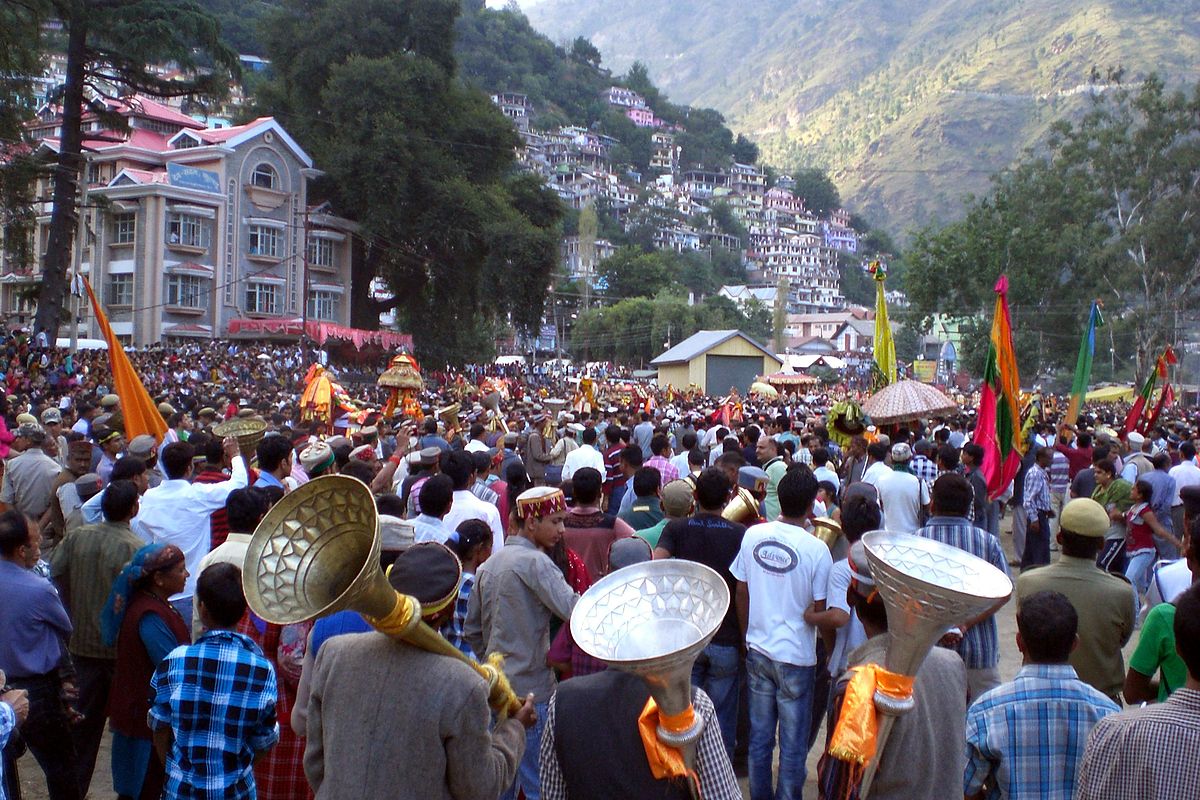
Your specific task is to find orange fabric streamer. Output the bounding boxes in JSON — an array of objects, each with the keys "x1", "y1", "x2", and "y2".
[
  {"x1": 82, "y1": 278, "x2": 168, "y2": 443},
  {"x1": 827, "y1": 664, "x2": 914, "y2": 766},
  {"x1": 637, "y1": 698, "x2": 701, "y2": 794}
]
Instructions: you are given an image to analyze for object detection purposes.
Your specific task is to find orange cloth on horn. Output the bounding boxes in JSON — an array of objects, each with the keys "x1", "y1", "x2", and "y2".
[
  {"x1": 637, "y1": 698, "x2": 701, "y2": 794},
  {"x1": 827, "y1": 663, "x2": 914, "y2": 766}
]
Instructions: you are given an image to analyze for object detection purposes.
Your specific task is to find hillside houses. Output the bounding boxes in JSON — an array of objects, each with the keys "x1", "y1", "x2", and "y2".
[{"x1": 487, "y1": 90, "x2": 861, "y2": 312}]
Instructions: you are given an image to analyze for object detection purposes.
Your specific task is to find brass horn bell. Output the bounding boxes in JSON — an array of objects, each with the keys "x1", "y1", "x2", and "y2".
[
  {"x1": 722, "y1": 486, "x2": 760, "y2": 523},
  {"x1": 242, "y1": 475, "x2": 524, "y2": 715}
]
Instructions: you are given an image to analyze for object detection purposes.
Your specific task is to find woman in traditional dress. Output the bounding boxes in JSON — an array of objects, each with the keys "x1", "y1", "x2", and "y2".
[{"x1": 102, "y1": 543, "x2": 190, "y2": 800}]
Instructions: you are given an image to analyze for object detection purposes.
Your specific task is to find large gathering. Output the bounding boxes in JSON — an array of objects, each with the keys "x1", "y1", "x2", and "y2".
[{"x1": 1, "y1": 325, "x2": 1197, "y2": 800}]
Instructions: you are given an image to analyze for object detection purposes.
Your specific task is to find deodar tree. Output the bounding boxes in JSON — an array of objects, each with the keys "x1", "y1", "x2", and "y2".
[
  {"x1": 34, "y1": 0, "x2": 238, "y2": 339},
  {"x1": 259, "y1": 0, "x2": 562, "y2": 365}
]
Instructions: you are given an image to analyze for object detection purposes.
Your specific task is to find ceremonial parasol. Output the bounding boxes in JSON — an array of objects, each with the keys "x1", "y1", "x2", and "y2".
[
  {"x1": 765, "y1": 371, "x2": 819, "y2": 388},
  {"x1": 862, "y1": 379, "x2": 957, "y2": 425},
  {"x1": 749, "y1": 381, "x2": 778, "y2": 398}
]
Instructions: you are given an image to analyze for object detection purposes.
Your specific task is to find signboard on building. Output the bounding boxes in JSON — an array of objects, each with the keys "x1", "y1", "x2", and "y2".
[
  {"x1": 912, "y1": 359, "x2": 937, "y2": 384},
  {"x1": 167, "y1": 163, "x2": 221, "y2": 194}
]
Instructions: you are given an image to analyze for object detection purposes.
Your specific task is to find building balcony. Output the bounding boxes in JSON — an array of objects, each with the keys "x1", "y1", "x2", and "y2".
[
  {"x1": 246, "y1": 251, "x2": 283, "y2": 265},
  {"x1": 166, "y1": 240, "x2": 207, "y2": 255}
]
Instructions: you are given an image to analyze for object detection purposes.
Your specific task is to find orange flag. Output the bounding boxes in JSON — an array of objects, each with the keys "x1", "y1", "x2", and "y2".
[{"x1": 83, "y1": 277, "x2": 168, "y2": 443}]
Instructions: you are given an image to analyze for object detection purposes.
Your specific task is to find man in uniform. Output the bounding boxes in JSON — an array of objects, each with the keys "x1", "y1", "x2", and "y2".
[{"x1": 1016, "y1": 498, "x2": 1136, "y2": 702}]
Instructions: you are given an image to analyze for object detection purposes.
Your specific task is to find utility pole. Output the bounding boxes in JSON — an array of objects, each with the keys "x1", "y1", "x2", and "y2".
[{"x1": 69, "y1": 174, "x2": 88, "y2": 352}]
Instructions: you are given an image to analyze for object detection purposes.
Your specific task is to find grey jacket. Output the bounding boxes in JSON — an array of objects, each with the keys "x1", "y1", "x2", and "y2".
[{"x1": 305, "y1": 632, "x2": 525, "y2": 800}]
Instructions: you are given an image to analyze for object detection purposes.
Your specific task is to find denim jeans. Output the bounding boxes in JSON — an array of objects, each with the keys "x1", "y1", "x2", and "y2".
[
  {"x1": 746, "y1": 649, "x2": 815, "y2": 800},
  {"x1": 501, "y1": 700, "x2": 547, "y2": 800},
  {"x1": 691, "y1": 642, "x2": 740, "y2": 759},
  {"x1": 1020, "y1": 511, "x2": 1051, "y2": 569},
  {"x1": 1125, "y1": 549, "x2": 1157, "y2": 598}
]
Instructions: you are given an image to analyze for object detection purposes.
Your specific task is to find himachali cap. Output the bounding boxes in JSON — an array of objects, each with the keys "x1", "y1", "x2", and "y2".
[
  {"x1": 847, "y1": 541, "x2": 876, "y2": 588},
  {"x1": 890, "y1": 442, "x2": 912, "y2": 462},
  {"x1": 738, "y1": 466, "x2": 769, "y2": 493},
  {"x1": 1059, "y1": 498, "x2": 1110, "y2": 538},
  {"x1": 349, "y1": 444, "x2": 376, "y2": 462},
  {"x1": 419, "y1": 446, "x2": 441, "y2": 466},
  {"x1": 515, "y1": 486, "x2": 567, "y2": 520},
  {"x1": 127, "y1": 434, "x2": 157, "y2": 458},
  {"x1": 1126, "y1": 431, "x2": 1146, "y2": 448},
  {"x1": 386, "y1": 542, "x2": 462, "y2": 618},
  {"x1": 74, "y1": 473, "x2": 104, "y2": 502},
  {"x1": 300, "y1": 441, "x2": 335, "y2": 475},
  {"x1": 100, "y1": 394, "x2": 119, "y2": 408}
]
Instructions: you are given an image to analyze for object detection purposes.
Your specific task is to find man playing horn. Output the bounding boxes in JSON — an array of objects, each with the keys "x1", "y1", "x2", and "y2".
[
  {"x1": 466, "y1": 487, "x2": 580, "y2": 800},
  {"x1": 818, "y1": 541, "x2": 968, "y2": 799},
  {"x1": 304, "y1": 542, "x2": 537, "y2": 799}
]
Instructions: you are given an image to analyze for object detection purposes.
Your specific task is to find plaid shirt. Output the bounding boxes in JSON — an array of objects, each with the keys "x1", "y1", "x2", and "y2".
[
  {"x1": 440, "y1": 573, "x2": 475, "y2": 660},
  {"x1": 645, "y1": 454, "x2": 680, "y2": 486},
  {"x1": 1049, "y1": 450, "x2": 1071, "y2": 493},
  {"x1": 966, "y1": 664, "x2": 1120, "y2": 800},
  {"x1": 910, "y1": 454, "x2": 938, "y2": 484},
  {"x1": 917, "y1": 516, "x2": 1011, "y2": 669},
  {"x1": 539, "y1": 685, "x2": 740, "y2": 800},
  {"x1": 1024, "y1": 464, "x2": 1052, "y2": 520},
  {"x1": 1077, "y1": 687, "x2": 1200, "y2": 800},
  {"x1": 150, "y1": 630, "x2": 279, "y2": 800},
  {"x1": 471, "y1": 478, "x2": 499, "y2": 506}
]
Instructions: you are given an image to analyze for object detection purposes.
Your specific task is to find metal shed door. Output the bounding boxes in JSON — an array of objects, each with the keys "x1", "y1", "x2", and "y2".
[{"x1": 705, "y1": 355, "x2": 761, "y2": 396}]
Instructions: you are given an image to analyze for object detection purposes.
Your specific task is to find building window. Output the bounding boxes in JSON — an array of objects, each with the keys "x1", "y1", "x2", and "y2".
[
  {"x1": 251, "y1": 163, "x2": 278, "y2": 189},
  {"x1": 112, "y1": 213, "x2": 135, "y2": 244},
  {"x1": 165, "y1": 274, "x2": 207, "y2": 309},
  {"x1": 244, "y1": 281, "x2": 280, "y2": 314},
  {"x1": 86, "y1": 163, "x2": 104, "y2": 185},
  {"x1": 167, "y1": 213, "x2": 209, "y2": 249},
  {"x1": 248, "y1": 225, "x2": 281, "y2": 258},
  {"x1": 307, "y1": 289, "x2": 339, "y2": 321},
  {"x1": 173, "y1": 135, "x2": 199, "y2": 149},
  {"x1": 307, "y1": 237, "x2": 334, "y2": 269},
  {"x1": 107, "y1": 274, "x2": 133, "y2": 306}
]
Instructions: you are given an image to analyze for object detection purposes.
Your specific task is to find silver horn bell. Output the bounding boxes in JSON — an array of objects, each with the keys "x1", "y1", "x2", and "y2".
[{"x1": 571, "y1": 560, "x2": 730, "y2": 750}]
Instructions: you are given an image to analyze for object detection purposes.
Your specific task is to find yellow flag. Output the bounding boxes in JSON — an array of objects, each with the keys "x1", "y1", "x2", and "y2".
[
  {"x1": 83, "y1": 278, "x2": 168, "y2": 443},
  {"x1": 872, "y1": 262, "x2": 896, "y2": 384}
]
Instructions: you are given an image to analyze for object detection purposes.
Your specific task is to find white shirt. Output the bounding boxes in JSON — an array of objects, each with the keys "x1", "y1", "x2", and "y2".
[
  {"x1": 728, "y1": 519, "x2": 832, "y2": 667},
  {"x1": 825, "y1": 559, "x2": 867, "y2": 676},
  {"x1": 191, "y1": 532, "x2": 252, "y2": 638},
  {"x1": 443, "y1": 489, "x2": 505, "y2": 552},
  {"x1": 813, "y1": 465, "x2": 841, "y2": 492},
  {"x1": 1168, "y1": 458, "x2": 1200, "y2": 506},
  {"x1": 875, "y1": 469, "x2": 930, "y2": 534},
  {"x1": 137, "y1": 457, "x2": 248, "y2": 601},
  {"x1": 562, "y1": 444, "x2": 604, "y2": 481},
  {"x1": 862, "y1": 460, "x2": 890, "y2": 487},
  {"x1": 412, "y1": 513, "x2": 450, "y2": 544},
  {"x1": 669, "y1": 451, "x2": 691, "y2": 479},
  {"x1": 465, "y1": 439, "x2": 489, "y2": 454}
]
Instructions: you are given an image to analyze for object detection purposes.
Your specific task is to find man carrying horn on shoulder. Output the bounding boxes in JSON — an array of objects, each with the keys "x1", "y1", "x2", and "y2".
[
  {"x1": 466, "y1": 486, "x2": 580, "y2": 800},
  {"x1": 304, "y1": 542, "x2": 537, "y2": 799}
]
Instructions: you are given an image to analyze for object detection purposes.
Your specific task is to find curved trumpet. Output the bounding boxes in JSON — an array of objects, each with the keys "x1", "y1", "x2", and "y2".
[
  {"x1": 722, "y1": 486, "x2": 761, "y2": 523},
  {"x1": 481, "y1": 392, "x2": 509, "y2": 435},
  {"x1": 241, "y1": 475, "x2": 522, "y2": 716},
  {"x1": 812, "y1": 517, "x2": 844, "y2": 552}
]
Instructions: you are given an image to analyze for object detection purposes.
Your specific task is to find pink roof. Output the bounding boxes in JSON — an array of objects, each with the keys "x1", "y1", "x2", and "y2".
[
  {"x1": 100, "y1": 95, "x2": 204, "y2": 130},
  {"x1": 193, "y1": 117, "x2": 274, "y2": 144},
  {"x1": 117, "y1": 168, "x2": 169, "y2": 185}
]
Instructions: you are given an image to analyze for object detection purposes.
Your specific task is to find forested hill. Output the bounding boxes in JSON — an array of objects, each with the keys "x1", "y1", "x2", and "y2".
[
  {"x1": 525, "y1": 0, "x2": 1200, "y2": 234},
  {"x1": 200, "y1": 0, "x2": 756, "y2": 172}
]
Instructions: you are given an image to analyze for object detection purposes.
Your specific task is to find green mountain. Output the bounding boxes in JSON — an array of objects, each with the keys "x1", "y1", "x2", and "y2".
[{"x1": 525, "y1": 0, "x2": 1200, "y2": 234}]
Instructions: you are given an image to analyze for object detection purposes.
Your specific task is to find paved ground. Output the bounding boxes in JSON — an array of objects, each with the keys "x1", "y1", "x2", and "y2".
[{"x1": 15, "y1": 513, "x2": 1137, "y2": 799}]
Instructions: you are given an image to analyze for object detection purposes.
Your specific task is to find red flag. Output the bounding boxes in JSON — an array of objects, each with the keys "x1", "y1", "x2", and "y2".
[
  {"x1": 972, "y1": 276, "x2": 1023, "y2": 500},
  {"x1": 1146, "y1": 383, "x2": 1175, "y2": 432}
]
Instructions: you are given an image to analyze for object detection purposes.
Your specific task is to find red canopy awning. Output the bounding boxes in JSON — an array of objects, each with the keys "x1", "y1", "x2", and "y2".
[{"x1": 227, "y1": 318, "x2": 412, "y2": 351}]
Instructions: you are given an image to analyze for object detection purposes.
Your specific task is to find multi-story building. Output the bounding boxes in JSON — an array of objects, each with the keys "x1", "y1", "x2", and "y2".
[
  {"x1": 625, "y1": 107, "x2": 662, "y2": 128},
  {"x1": 650, "y1": 131, "x2": 678, "y2": 174},
  {"x1": 561, "y1": 235, "x2": 616, "y2": 283},
  {"x1": 491, "y1": 92, "x2": 533, "y2": 132},
  {"x1": 745, "y1": 225, "x2": 843, "y2": 311},
  {"x1": 823, "y1": 207, "x2": 859, "y2": 253},
  {"x1": 681, "y1": 168, "x2": 728, "y2": 199},
  {"x1": 602, "y1": 86, "x2": 647, "y2": 109},
  {"x1": 728, "y1": 162, "x2": 766, "y2": 198},
  {"x1": 3, "y1": 95, "x2": 357, "y2": 345}
]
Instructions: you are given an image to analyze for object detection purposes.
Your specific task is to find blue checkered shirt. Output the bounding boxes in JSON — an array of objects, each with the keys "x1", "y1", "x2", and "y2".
[
  {"x1": 1024, "y1": 465, "x2": 1052, "y2": 520},
  {"x1": 440, "y1": 572, "x2": 476, "y2": 660},
  {"x1": 910, "y1": 454, "x2": 938, "y2": 484},
  {"x1": 917, "y1": 516, "x2": 1011, "y2": 669},
  {"x1": 965, "y1": 664, "x2": 1120, "y2": 800},
  {"x1": 150, "y1": 630, "x2": 279, "y2": 800}
]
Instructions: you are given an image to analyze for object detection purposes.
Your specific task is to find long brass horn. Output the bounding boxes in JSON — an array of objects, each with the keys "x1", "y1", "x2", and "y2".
[
  {"x1": 571, "y1": 561, "x2": 729, "y2": 799},
  {"x1": 722, "y1": 486, "x2": 760, "y2": 523},
  {"x1": 480, "y1": 391, "x2": 509, "y2": 434},
  {"x1": 242, "y1": 475, "x2": 522, "y2": 716}
]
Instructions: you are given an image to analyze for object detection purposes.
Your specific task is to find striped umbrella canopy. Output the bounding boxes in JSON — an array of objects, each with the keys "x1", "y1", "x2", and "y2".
[{"x1": 863, "y1": 379, "x2": 957, "y2": 425}]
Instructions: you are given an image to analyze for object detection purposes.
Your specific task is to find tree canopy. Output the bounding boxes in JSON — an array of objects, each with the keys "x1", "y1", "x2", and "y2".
[
  {"x1": 259, "y1": 0, "x2": 562, "y2": 364},
  {"x1": 904, "y1": 76, "x2": 1200, "y2": 382}
]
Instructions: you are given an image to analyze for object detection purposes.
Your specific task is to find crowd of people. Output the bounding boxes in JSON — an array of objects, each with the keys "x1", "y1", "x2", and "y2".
[{"x1": 0, "y1": 337, "x2": 1198, "y2": 800}]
